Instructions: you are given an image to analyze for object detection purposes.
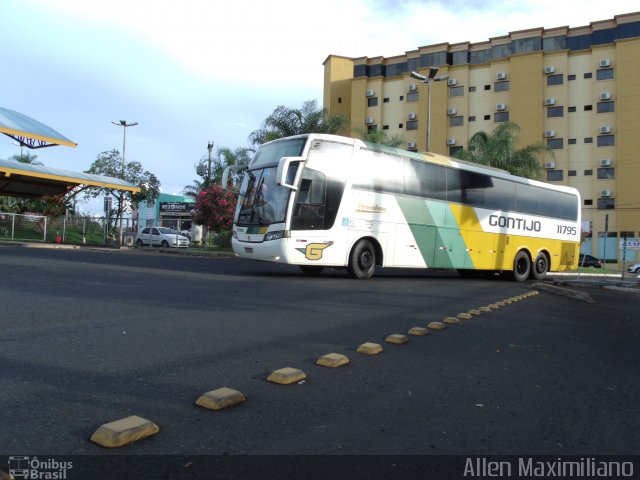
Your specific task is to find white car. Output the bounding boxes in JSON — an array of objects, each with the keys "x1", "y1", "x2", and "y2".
[
  {"x1": 628, "y1": 262, "x2": 640, "y2": 274},
  {"x1": 136, "y1": 227, "x2": 190, "y2": 248}
]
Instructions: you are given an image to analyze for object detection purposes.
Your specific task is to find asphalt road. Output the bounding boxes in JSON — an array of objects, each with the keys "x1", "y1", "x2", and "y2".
[{"x1": 1, "y1": 245, "x2": 638, "y2": 464}]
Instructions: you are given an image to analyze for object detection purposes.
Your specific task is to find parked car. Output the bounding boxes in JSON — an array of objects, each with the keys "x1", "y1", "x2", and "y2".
[
  {"x1": 578, "y1": 253, "x2": 602, "y2": 268},
  {"x1": 136, "y1": 227, "x2": 190, "y2": 248},
  {"x1": 628, "y1": 262, "x2": 640, "y2": 273}
]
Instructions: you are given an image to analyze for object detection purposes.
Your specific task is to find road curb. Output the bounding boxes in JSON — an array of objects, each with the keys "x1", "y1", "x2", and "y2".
[{"x1": 532, "y1": 282, "x2": 596, "y2": 303}]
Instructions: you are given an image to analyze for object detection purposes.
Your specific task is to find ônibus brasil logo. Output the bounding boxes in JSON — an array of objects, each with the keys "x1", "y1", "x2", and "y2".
[{"x1": 8, "y1": 456, "x2": 73, "y2": 479}]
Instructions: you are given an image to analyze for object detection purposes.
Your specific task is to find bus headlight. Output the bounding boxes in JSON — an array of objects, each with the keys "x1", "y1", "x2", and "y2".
[
  {"x1": 232, "y1": 230, "x2": 237, "y2": 239},
  {"x1": 264, "y1": 230, "x2": 289, "y2": 241}
]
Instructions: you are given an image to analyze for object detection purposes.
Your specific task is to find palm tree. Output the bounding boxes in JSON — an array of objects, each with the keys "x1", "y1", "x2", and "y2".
[
  {"x1": 248, "y1": 100, "x2": 349, "y2": 147},
  {"x1": 183, "y1": 146, "x2": 254, "y2": 198},
  {"x1": 182, "y1": 179, "x2": 204, "y2": 200},
  {"x1": 10, "y1": 151, "x2": 43, "y2": 165},
  {"x1": 352, "y1": 127, "x2": 406, "y2": 148},
  {"x1": 453, "y1": 122, "x2": 548, "y2": 180}
]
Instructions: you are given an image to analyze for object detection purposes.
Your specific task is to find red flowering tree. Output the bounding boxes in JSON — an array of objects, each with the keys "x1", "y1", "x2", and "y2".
[{"x1": 194, "y1": 184, "x2": 238, "y2": 233}]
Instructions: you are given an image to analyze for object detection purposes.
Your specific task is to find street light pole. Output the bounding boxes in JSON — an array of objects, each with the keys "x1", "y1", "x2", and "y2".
[
  {"x1": 111, "y1": 120, "x2": 138, "y2": 246},
  {"x1": 410, "y1": 69, "x2": 449, "y2": 152},
  {"x1": 207, "y1": 141, "x2": 214, "y2": 186}
]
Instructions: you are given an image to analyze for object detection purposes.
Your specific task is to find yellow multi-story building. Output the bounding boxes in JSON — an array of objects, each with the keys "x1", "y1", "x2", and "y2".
[{"x1": 323, "y1": 12, "x2": 640, "y2": 267}]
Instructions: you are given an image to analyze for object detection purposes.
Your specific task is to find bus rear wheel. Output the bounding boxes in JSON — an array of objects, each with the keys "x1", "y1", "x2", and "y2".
[
  {"x1": 512, "y1": 251, "x2": 531, "y2": 282},
  {"x1": 531, "y1": 252, "x2": 549, "y2": 280},
  {"x1": 348, "y1": 239, "x2": 376, "y2": 279}
]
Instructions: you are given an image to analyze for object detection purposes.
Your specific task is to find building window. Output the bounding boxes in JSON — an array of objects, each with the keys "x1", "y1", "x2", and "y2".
[
  {"x1": 399, "y1": 95, "x2": 404, "y2": 101},
  {"x1": 597, "y1": 101, "x2": 615, "y2": 113},
  {"x1": 367, "y1": 124, "x2": 377, "y2": 133},
  {"x1": 450, "y1": 86, "x2": 464, "y2": 97},
  {"x1": 407, "y1": 92, "x2": 419, "y2": 102},
  {"x1": 484, "y1": 84, "x2": 491, "y2": 91},
  {"x1": 449, "y1": 115, "x2": 464, "y2": 127},
  {"x1": 484, "y1": 114, "x2": 491, "y2": 120},
  {"x1": 584, "y1": 72, "x2": 593, "y2": 79},
  {"x1": 596, "y1": 68, "x2": 614, "y2": 81},
  {"x1": 584, "y1": 169, "x2": 593, "y2": 176},
  {"x1": 547, "y1": 74, "x2": 563, "y2": 86},
  {"x1": 494, "y1": 111, "x2": 510, "y2": 123},
  {"x1": 367, "y1": 97, "x2": 378, "y2": 107},
  {"x1": 584, "y1": 105, "x2": 593, "y2": 111},
  {"x1": 568, "y1": 106, "x2": 577, "y2": 113},
  {"x1": 568, "y1": 138, "x2": 577, "y2": 145},
  {"x1": 547, "y1": 106, "x2": 564, "y2": 118},
  {"x1": 546, "y1": 169, "x2": 564, "y2": 181},
  {"x1": 597, "y1": 167, "x2": 615, "y2": 179},
  {"x1": 383, "y1": 97, "x2": 390, "y2": 103},
  {"x1": 406, "y1": 120, "x2": 418, "y2": 130},
  {"x1": 398, "y1": 123, "x2": 403, "y2": 128},
  {"x1": 449, "y1": 146, "x2": 463, "y2": 156},
  {"x1": 568, "y1": 74, "x2": 576, "y2": 81},
  {"x1": 597, "y1": 197, "x2": 615, "y2": 210},
  {"x1": 469, "y1": 116, "x2": 476, "y2": 122},
  {"x1": 584, "y1": 199, "x2": 593, "y2": 206},
  {"x1": 494, "y1": 81, "x2": 509, "y2": 92},
  {"x1": 338, "y1": 98, "x2": 342, "y2": 104},
  {"x1": 547, "y1": 138, "x2": 564, "y2": 149},
  {"x1": 382, "y1": 125, "x2": 389, "y2": 130},
  {"x1": 584, "y1": 137, "x2": 593, "y2": 144},
  {"x1": 469, "y1": 86, "x2": 476, "y2": 92},
  {"x1": 597, "y1": 135, "x2": 615, "y2": 147},
  {"x1": 568, "y1": 170, "x2": 577, "y2": 176}
]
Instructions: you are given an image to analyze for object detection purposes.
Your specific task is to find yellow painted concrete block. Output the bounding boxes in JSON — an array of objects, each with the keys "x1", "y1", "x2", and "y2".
[
  {"x1": 267, "y1": 367, "x2": 307, "y2": 385},
  {"x1": 316, "y1": 353, "x2": 350, "y2": 368},
  {"x1": 496, "y1": 301, "x2": 506, "y2": 307},
  {"x1": 467, "y1": 309, "x2": 482, "y2": 316},
  {"x1": 457, "y1": 312, "x2": 472, "y2": 320},
  {"x1": 90, "y1": 415, "x2": 159, "y2": 448},
  {"x1": 427, "y1": 321, "x2": 446, "y2": 330},
  {"x1": 488, "y1": 303, "x2": 499, "y2": 310},
  {"x1": 357, "y1": 342, "x2": 383, "y2": 355},
  {"x1": 385, "y1": 334, "x2": 409, "y2": 344},
  {"x1": 502, "y1": 299, "x2": 513, "y2": 304},
  {"x1": 196, "y1": 387, "x2": 246, "y2": 410},
  {"x1": 480, "y1": 306, "x2": 491, "y2": 312},
  {"x1": 443, "y1": 317, "x2": 460, "y2": 324},
  {"x1": 408, "y1": 326, "x2": 429, "y2": 336}
]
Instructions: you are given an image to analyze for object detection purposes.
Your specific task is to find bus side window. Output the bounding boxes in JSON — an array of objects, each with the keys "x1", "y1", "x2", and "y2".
[{"x1": 292, "y1": 169, "x2": 326, "y2": 230}]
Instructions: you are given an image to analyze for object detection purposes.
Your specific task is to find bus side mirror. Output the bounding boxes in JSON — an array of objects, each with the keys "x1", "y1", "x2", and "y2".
[
  {"x1": 221, "y1": 165, "x2": 243, "y2": 190},
  {"x1": 277, "y1": 157, "x2": 304, "y2": 190}
]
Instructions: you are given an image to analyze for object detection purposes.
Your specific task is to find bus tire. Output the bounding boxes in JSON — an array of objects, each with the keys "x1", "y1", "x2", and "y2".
[
  {"x1": 348, "y1": 239, "x2": 376, "y2": 279},
  {"x1": 512, "y1": 250, "x2": 531, "y2": 282},
  {"x1": 299, "y1": 266, "x2": 324, "y2": 276},
  {"x1": 531, "y1": 252, "x2": 549, "y2": 280}
]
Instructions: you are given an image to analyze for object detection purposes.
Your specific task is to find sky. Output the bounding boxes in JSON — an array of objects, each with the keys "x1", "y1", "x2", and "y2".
[{"x1": 1, "y1": 0, "x2": 638, "y2": 214}]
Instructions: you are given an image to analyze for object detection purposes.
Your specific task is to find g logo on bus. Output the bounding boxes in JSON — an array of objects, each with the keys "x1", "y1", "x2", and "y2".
[{"x1": 296, "y1": 242, "x2": 333, "y2": 261}]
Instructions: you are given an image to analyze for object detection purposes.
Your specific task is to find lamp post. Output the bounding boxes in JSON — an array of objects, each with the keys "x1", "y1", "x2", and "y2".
[
  {"x1": 111, "y1": 120, "x2": 138, "y2": 246},
  {"x1": 410, "y1": 69, "x2": 449, "y2": 152}
]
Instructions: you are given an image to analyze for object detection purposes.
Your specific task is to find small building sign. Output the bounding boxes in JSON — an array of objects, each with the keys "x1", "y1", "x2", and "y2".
[
  {"x1": 620, "y1": 238, "x2": 640, "y2": 250},
  {"x1": 159, "y1": 202, "x2": 196, "y2": 216}
]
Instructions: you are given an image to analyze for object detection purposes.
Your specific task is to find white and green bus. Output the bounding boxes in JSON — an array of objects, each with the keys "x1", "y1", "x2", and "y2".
[{"x1": 225, "y1": 134, "x2": 580, "y2": 281}]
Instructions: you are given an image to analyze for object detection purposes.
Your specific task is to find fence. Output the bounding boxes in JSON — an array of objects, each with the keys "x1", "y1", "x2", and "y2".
[{"x1": 0, "y1": 212, "x2": 134, "y2": 246}]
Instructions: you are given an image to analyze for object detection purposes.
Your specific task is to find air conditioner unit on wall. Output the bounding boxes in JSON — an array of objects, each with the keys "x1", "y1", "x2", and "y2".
[
  {"x1": 407, "y1": 113, "x2": 417, "y2": 120},
  {"x1": 496, "y1": 72, "x2": 507, "y2": 80},
  {"x1": 446, "y1": 138, "x2": 456, "y2": 145},
  {"x1": 601, "y1": 189, "x2": 612, "y2": 197},
  {"x1": 600, "y1": 158, "x2": 612, "y2": 167},
  {"x1": 365, "y1": 116, "x2": 375, "y2": 125},
  {"x1": 600, "y1": 126, "x2": 611, "y2": 134},
  {"x1": 544, "y1": 161, "x2": 556, "y2": 169},
  {"x1": 496, "y1": 103, "x2": 507, "y2": 111},
  {"x1": 447, "y1": 78, "x2": 457, "y2": 86},
  {"x1": 544, "y1": 66, "x2": 555, "y2": 74},
  {"x1": 544, "y1": 130, "x2": 556, "y2": 138},
  {"x1": 544, "y1": 97, "x2": 556, "y2": 106},
  {"x1": 447, "y1": 108, "x2": 457, "y2": 115},
  {"x1": 366, "y1": 90, "x2": 375, "y2": 97},
  {"x1": 599, "y1": 59, "x2": 611, "y2": 68},
  {"x1": 408, "y1": 84, "x2": 417, "y2": 92},
  {"x1": 599, "y1": 92, "x2": 611, "y2": 101},
  {"x1": 407, "y1": 142, "x2": 416, "y2": 149}
]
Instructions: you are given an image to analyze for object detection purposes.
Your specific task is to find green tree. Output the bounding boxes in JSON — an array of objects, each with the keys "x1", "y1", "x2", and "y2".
[
  {"x1": 83, "y1": 149, "x2": 161, "y2": 229},
  {"x1": 453, "y1": 122, "x2": 548, "y2": 180},
  {"x1": 248, "y1": 99, "x2": 349, "y2": 147},
  {"x1": 352, "y1": 127, "x2": 406, "y2": 148},
  {"x1": 183, "y1": 146, "x2": 252, "y2": 199},
  {"x1": 194, "y1": 183, "x2": 238, "y2": 246},
  {"x1": 10, "y1": 151, "x2": 43, "y2": 165}
]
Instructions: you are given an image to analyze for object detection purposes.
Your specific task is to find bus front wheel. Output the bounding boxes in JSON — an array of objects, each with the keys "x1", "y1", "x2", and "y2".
[
  {"x1": 512, "y1": 251, "x2": 531, "y2": 282},
  {"x1": 348, "y1": 239, "x2": 376, "y2": 279},
  {"x1": 531, "y1": 252, "x2": 549, "y2": 280}
]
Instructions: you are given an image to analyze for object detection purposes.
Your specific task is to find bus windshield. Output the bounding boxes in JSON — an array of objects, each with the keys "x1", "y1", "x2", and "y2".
[{"x1": 235, "y1": 167, "x2": 292, "y2": 225}]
